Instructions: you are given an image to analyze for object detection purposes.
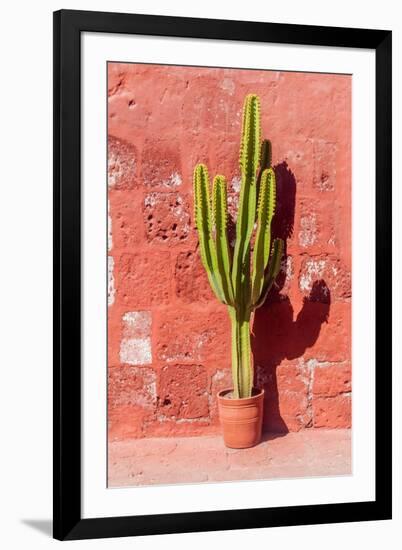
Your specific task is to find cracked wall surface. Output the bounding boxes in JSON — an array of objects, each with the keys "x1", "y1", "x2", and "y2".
[{"x1": 107, "y1": 63, "x2": 351, "y2": 441}]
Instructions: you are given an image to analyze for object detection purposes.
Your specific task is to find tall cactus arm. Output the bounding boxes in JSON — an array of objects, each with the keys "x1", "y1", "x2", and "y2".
[
  {"x1": 254, "y1": 139, "x2": 272, "y2": 221},
  {"x1": 254, "y1": 238, "x2": 284, "y2": 309},
  {"x1": 231, "y1": 94, "x2": 261, "y2": 310},
  {"x1": 239, "y1": 94, "x2": 261, "y2": 180},
  {"x1": 193, "y1": 164, "x2": 226, "y2": 304},
  {"x1": 251, "y1": 168, "x2": 276, "y2": 305},
  {"x1": 212, "y1": 175, "x2": 234, "y2": 306}
]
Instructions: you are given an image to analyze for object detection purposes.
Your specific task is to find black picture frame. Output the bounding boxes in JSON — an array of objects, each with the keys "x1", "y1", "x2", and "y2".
[{"x1": 53, "y1": 9, "x2": 392, "y2": 541}]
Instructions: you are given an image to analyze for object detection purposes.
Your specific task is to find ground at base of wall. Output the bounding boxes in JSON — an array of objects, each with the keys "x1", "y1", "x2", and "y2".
[{"x1": 108, "y1": 429, "x2": 351, "y2": 487}]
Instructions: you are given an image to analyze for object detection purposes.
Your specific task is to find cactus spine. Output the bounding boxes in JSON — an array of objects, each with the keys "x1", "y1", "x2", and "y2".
[{"x1": 193, "y1": 94, "x2": 284, "y2": 398}]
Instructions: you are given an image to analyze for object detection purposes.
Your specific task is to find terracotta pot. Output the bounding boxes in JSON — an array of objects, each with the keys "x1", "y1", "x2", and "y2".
[{"x1": 217, "y1": 388, "x2": 264, "y2": 449}]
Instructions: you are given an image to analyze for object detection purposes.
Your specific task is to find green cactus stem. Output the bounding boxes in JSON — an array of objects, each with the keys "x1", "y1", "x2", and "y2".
[{"x1": 193, "y1": 94, "x2": 283, "y2": 398}]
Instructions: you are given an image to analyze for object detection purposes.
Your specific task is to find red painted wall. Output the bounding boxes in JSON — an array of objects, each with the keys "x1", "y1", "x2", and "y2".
[{"x1": 107, "y1": 63, "x2": 351, "y2": 441}]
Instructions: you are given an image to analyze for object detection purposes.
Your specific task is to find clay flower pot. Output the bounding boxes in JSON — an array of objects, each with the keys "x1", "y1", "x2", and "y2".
[{"x1": 217, "y1": 388, "x2": 264, "y2": 449}]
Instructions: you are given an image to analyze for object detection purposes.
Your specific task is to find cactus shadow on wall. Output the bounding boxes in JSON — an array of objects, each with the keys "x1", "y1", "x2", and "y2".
[{"x1": 252, "y1": 161, "x2": 331, "y2": 434}]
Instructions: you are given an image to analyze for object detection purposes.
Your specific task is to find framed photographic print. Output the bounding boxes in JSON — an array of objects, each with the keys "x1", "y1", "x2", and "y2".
[{"x1": 53, "y1": 9, "x2": 392, "y2": 541}]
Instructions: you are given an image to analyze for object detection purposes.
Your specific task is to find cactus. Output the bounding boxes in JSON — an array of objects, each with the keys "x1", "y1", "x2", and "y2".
[{"x1": 193, "y1": 94, "x2": 284, "y2": 398}]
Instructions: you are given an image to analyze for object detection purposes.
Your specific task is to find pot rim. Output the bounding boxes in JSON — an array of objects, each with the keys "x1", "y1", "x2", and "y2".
[{"x1": 217, "y1": 387, "x2": 264, "y2": 404}]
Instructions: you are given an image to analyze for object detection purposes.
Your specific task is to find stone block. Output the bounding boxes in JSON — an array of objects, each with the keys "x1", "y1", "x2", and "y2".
[{"x1": 157, "y1": 364, "x2": 209, "y2": 419}]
